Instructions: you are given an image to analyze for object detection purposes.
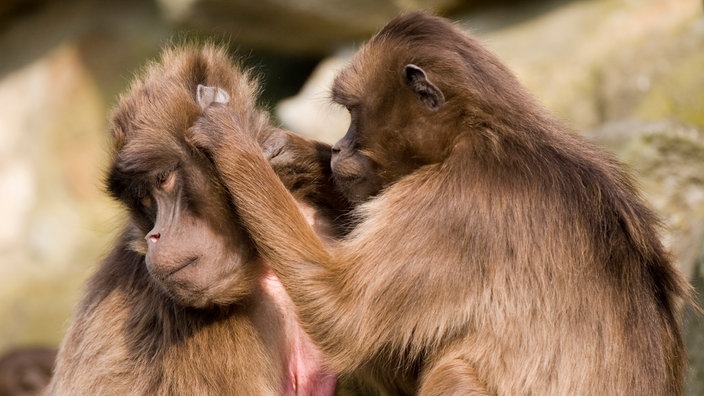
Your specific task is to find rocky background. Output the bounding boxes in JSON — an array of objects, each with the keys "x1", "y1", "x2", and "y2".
[{"x1": 0, "y1": 0, "x2": 702, "y2": 392}]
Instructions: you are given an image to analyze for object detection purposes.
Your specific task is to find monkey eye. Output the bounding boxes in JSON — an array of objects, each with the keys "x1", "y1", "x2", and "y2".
[
  {"x1": 156, "y1": 171, "x2": 169, "y2": 185},
  {"x1": 345, "y1": 103, "x2": 360, "y2": 114},
  {"x1": 155, "y1": 169, "x2": 178, "y2": 191},
  {"x1": 139, "y1": 195, "x2": 153, "y2": 209}
]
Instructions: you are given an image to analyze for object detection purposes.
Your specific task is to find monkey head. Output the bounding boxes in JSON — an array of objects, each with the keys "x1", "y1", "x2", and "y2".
[
  {"x1": 105, "y1": 45, "x2": 268, "y2": 308},
  {"x1": 330, "y1": 51, "x2": 450, "y2": 203},
  {"x1": 330, "y1": 14, "x2": 529, "y2": 203}
]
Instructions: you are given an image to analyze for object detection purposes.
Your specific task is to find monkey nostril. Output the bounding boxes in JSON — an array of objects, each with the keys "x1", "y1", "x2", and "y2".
[
  {"x1": 331, "y1": 146, "x2": 341, "y2": 154},
  {"x1": 147, "y1": 232, "x2": 161, "y2": 243}
]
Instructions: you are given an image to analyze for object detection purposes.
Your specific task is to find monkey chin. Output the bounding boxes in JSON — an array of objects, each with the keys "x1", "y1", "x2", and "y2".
[
  {"x1": 150, "y1": 257, "x2": 254, "y2": 309},
  {"x1": 161, "y1": 284, "x2": 212, "y2": 309},
  {"x1": 331, "y1": 153, "x2": 382, "y2": 204},
  {"x1": 155, "y1": 272, "x2": 213, "y2": 309},
  {"x1": 333, "y1": 174, "x2": 380, "y2": 204}
]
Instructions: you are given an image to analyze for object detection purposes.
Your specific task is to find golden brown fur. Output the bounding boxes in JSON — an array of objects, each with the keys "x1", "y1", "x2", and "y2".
[
  {"x1": 191, "y1": 13, "x2": 691, "y2": 395},
  {"x1": 46, "y1": 44, "x2": 345, "y2": 395}
]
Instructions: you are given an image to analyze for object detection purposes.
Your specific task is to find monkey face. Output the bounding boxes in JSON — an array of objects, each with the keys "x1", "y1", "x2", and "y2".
[
  {"x1": 107, "y1": 145, "x2": 258, "y2": 308},
  {"x1": 330, "y1": 56, "x2": 447, "y2": 204},
  {"x1": 330, "y1": 119, "x2": 384, "y2": 204}
]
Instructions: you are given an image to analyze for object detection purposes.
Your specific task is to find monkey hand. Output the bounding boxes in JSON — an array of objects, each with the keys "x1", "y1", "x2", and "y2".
[
  {"x1": 186, "y1": 104, "x2": 226, "y2": 153},
  {"x1": 262, "y1": 129, "x2": 310, "y2": 167},
  {"x1": 187, "y1": 104, "x2": 259, "y2": 157}
]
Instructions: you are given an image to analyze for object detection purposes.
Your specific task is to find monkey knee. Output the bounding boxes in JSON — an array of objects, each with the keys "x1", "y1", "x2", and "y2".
[{"x1": 419, "y1": 358, "x2": 489, "y2": 396}]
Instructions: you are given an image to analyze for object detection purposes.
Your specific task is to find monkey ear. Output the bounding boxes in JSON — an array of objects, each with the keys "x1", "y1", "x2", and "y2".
[
  {"x1": 196, "y1": 84, "x2": 231, "y2": 110},
  {"x1": 404, "y1": 64, "x2": 445, "y2": 111}
]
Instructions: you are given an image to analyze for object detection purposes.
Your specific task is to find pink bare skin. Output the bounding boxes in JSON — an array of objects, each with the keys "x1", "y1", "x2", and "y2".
[{"x1": 262, "y1": 270, "x2": 337, "y2": 395}]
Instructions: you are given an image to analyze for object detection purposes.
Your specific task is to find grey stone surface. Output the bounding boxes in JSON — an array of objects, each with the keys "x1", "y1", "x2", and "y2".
[{"x1": 156, "y1": 0, "x2": 464, "y2": 55}]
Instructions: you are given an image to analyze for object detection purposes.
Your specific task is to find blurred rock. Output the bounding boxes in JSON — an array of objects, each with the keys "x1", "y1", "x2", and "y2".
[
  {"x1": 155, "y1": 0, "x2": 464, "y2": 55},
  {"x1": 0, "y1": 346, "x2": 56, "y2": 396},
  {"x1": 0, "y1": 0, "x2": 47, "y2": 27},
  {"x1": 598, "y1": 15, "x2": 704, "y2": 128},
  {"x1": 586, "y1": 119, "x2": 704, "y2": 395},
  {"x1": 464, "y1": 0, "x2": 703, "y2": 130},
  {"x1": 276, "y1": 51, "x2": 351, "y2": 143},
  {"x1": 0, "y1": 43, "x2": 116, "y2": 350},
  {"x1": 586, "y1": 120, "x2": 704, "y2": 277}
]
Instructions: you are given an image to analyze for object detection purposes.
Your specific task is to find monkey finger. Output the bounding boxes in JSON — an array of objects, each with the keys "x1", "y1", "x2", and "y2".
[
  {"x1": 185, "y1": 124, "x2": 218, "y2": 152},
  {"x1": 261, "y1": 129, "x2": 292, "y2": 162}
]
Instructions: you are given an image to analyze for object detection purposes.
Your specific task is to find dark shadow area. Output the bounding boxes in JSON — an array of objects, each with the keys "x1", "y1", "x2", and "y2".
[{"x1": 240, "y1": 50, "x2": 321, "y2": 109}]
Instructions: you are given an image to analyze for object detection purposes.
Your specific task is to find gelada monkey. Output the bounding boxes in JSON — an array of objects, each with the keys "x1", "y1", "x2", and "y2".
[
  {"x1": 188, "y1": 13, "x2": 692, "y2": 395},
  {"x1": 46, "y1": 44, "x2": 348, "y2": 395}
]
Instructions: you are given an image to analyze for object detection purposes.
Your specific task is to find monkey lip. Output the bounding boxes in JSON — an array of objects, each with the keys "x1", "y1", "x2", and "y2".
[{"x1": 165, "y1": 256, "x2": 200, "y2": 279}]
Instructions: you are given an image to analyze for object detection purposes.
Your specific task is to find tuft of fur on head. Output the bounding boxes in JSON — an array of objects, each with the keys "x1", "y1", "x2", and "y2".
[{"x1": 110, "y1": 42, "x2": 267, "y2": 152}]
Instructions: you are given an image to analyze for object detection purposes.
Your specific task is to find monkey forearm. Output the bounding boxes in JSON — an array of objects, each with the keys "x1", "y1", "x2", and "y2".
[
  {"x1": 212, "y1": 144, "x2": 342, "y2": 295},
  {"x1": 228, "y1": 147, "x2": 324, "y2": 250},
  {"x1": 190, "y1": 107, "x2": 331, "y2": 273},
  {"x1": 190, "y1": 105, "x2": 375, "y2": 371},
  {"x1": 213, "y1": 146, "x2": 366, "y2": 360}
]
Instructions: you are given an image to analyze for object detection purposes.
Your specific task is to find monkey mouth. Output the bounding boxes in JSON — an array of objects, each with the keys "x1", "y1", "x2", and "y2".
[
  {"x1": 332, "y1": 173, "x2": 363, "y2": 188},
  {"x1": 165, "y1": 256, "x2": 200, "y2": 279},
  {"x1": 333, "y1": 174, "x2": 379, "y2": 203}
]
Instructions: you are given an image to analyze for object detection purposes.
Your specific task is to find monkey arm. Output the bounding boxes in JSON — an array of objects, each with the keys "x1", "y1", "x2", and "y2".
[
  {"x1": 189, "y1": 106, "x2": 486, "y2": 379},
  {"x1": 188, "y1": 105, "x2": 368, "y2": 364},
  {"x1": 188, "y1": 106, "x2": 329, "y2": 269}
]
